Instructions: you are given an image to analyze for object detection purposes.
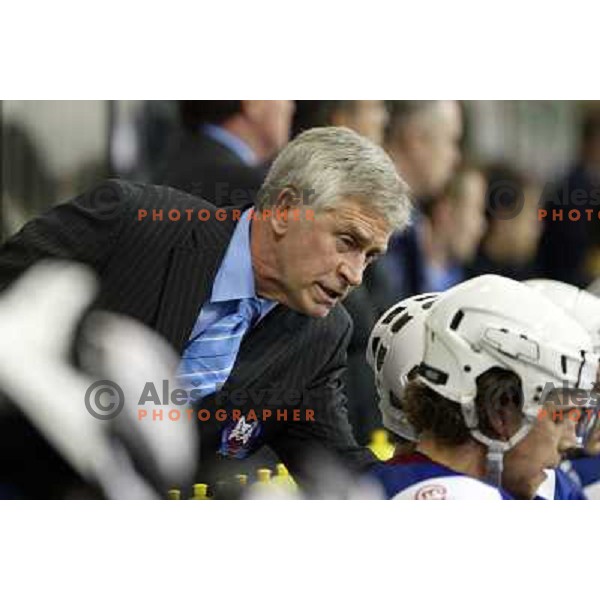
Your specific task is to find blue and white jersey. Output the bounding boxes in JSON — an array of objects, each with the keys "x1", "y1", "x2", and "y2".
[
  {"x1": 369, "y1": 453, "x2": 514, "y2": 500},
  {"x1": 535, "y1": 469, "x2": 586, "y2": 500},
  {"x1": 560, "y1": 456, "x2": 600, "y2": 500}
]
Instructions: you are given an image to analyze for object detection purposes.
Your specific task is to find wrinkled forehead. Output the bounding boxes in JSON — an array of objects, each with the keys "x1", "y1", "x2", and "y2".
[
  {"x1": 321, "y1": 200, "x2": 392, "y2": 245},
  {"x1": 328, "y1": 198, "x2": 392, "y2": 232}
]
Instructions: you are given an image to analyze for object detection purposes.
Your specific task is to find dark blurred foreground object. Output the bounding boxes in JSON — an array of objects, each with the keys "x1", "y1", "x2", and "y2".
[
  {"x1": 154, "y1": 101, "x2": 293, "y2": 206},
  {"x1": 0, "y1": 263, "x2": 197, "y2": 499}
]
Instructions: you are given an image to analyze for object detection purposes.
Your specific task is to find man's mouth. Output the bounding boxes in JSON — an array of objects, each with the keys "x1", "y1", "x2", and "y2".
[{"x1": 316, "y1": 283, "x2": 344, "y2": 305}]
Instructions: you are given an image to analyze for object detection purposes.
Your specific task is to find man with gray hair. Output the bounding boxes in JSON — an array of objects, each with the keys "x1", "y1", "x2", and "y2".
[{"x1": 0, "y1": 126, "x2": 411, "y2": 496}]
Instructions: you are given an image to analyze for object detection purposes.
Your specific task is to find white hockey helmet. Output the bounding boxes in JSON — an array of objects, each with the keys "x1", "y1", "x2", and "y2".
[
  {"x1": 366, "y1": 293, "x2": 442, "y2": 441},
  {"x1": 525, "y1": 279, "x2": 600, "y2": 352},
  {"x1": 418, "y1": 275, "x2": 599, "y2": 471},
  {"x1": 525, "y1": 278, "x2": 600, "y2": 446}
]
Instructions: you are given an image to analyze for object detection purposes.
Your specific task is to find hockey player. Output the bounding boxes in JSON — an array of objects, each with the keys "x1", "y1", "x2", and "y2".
[
  {"x1": 525, "y1": 279, "x2": 600, "y2": 499},
  {"x1": 367, "y1": 288, "x2": 587, "y2": 500},
  {"x1": 366, "y1": 275, "x2": 599, "y2": 499}
]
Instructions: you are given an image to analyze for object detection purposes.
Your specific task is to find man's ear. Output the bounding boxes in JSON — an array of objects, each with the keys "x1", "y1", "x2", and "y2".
[{"x1": 269, "y1": 187, "x2": 300, "y2": 235}]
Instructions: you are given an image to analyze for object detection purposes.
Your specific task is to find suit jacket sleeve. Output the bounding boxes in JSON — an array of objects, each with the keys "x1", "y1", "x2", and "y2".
[
  {"x1": 268, "y1": 315, "x2": 378, "y2": 492},
  {"x1": 0, "y1": 180, "x2": 130, "y2": 293}
]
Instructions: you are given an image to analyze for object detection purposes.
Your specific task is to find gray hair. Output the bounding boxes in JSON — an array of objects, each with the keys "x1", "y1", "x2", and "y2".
[{"x1": 256, "y1": 126, "x2": 412, "y2": 231}]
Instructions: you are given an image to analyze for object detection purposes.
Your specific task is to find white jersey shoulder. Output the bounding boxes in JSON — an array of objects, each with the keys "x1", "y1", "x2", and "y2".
[
  {"x1": 535, "y1": 469, "x2": 556, "y2": 500},
  {"x1": 585, "y1": 481, "x2": 600, "y2": 500},
  {"x1": 391, "y1": 475, "x2": 505, "y2": 500}
]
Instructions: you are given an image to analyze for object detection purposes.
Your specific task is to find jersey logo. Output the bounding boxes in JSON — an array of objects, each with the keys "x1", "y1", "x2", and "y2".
[
  {"x1": 415, "y1": 484, "x2": 447, "y2": 500},
  {"x1": 219, "y1": 416, "x2": 262, "y2": 459}
]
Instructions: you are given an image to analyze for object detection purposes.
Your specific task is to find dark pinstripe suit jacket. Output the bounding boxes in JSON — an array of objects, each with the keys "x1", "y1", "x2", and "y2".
[{"x1": 0, "y1": 179, "x2": 376, "y2": 489}]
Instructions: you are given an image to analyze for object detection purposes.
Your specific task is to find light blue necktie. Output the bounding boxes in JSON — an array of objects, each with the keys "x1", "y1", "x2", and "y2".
[{"x1": 177, "y1": 297, "x2": 261, "y2": 400}]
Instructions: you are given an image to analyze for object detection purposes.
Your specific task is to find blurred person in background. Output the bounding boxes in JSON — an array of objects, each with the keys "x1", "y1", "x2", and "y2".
[
  {"x1": 380, "y1": 100, "x2": 463, "y2": 301},
  {"x1": 1, "y1": 122, "x2": 57, "y2": 239},
  {"x1": 419, "y1": 165, "x2": 487, "y2": 291},
  {"x1": 155, "y1": 100, "x2": 294, "y2": 205},
  {"x1": 292, "y1": 101, "x2": 388, "y2": 145},
  {"x1": 385, "y1": 101, "x2": 463, "y2": 199},
  {"x1": 468, "y1": 164, "x2": 542, "y2": 281},
  {"x1": 291, "y1": 101, "x2": 390, "y2": 443},
  {"x1": 537, "y1": 111, "x2": 600, "y2": 287}
]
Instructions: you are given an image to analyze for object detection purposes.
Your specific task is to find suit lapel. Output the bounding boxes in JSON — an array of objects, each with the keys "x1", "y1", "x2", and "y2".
[{"x1": 155, "y1": 206, "x2": 246, "y2": 354}]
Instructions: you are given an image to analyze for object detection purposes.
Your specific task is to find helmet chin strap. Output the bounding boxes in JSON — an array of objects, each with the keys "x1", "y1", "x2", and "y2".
[
  {"x1": 470, "y1": 420, "x2": 535, "y2": 490},
  {"x1": 484, "y1": 441, "x2": 506, "y2": 488}
]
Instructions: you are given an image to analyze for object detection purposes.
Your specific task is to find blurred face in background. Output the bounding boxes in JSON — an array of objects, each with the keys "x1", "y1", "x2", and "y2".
[
  {"x1": 244, "y1": 100, "x2": 294, "y2": 160},
  {"x1": 489, "y1": 184, "x2": 542, "y2": 263},
  {"x1": 447, "y1": 170, "x2": 487, "y2": 263},
  {"x1": 408, "y1": 101, "x2": 463, "y2": 196},
  {"x1": 426, "y1": 169, "x2": 487, "y2": 265},
  {"x1": 332, "y1": 101, "x2": 388, "y2": 146}
]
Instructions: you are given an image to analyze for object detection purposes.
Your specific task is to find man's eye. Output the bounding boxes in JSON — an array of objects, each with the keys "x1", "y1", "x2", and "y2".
[{"x1": 338, "y1": 235, "x2": 356, "y2": 249}]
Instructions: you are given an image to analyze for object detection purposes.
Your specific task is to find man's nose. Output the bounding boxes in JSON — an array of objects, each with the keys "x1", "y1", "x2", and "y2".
[{"x1": 339, "y1": 256, "x2": 364, "y2": 288}]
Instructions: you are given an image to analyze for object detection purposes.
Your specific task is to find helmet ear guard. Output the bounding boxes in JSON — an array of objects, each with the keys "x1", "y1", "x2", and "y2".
[
  {"x1": 377, "y1": 383, "x2": 418, "y2": 442},
  {"x1": 366, "y1": 293, "x2": 442, "y2": 442}
]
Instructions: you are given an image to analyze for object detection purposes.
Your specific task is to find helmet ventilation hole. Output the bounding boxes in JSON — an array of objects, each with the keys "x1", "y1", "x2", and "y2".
[{"x1": 450, "y1": 310, "x2": 464, "y2": 331}]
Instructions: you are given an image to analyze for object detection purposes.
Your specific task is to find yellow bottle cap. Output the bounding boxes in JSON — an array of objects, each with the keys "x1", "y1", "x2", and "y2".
[
  {"x1": 256, "y1": 468, "x2": 272, "y2": 483},
  {"x1": 368, "y1": 429, "x2": 394, "y2": 460},
  {"x1": 371, "y1": 429, "x2": 388, "y2": 445},
  {"x1": 192, "y1": 483, "x2": 209, "y2": 499},
  {"x1": 167, "y1": 489, "x2": 181, "y2": 500}
]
